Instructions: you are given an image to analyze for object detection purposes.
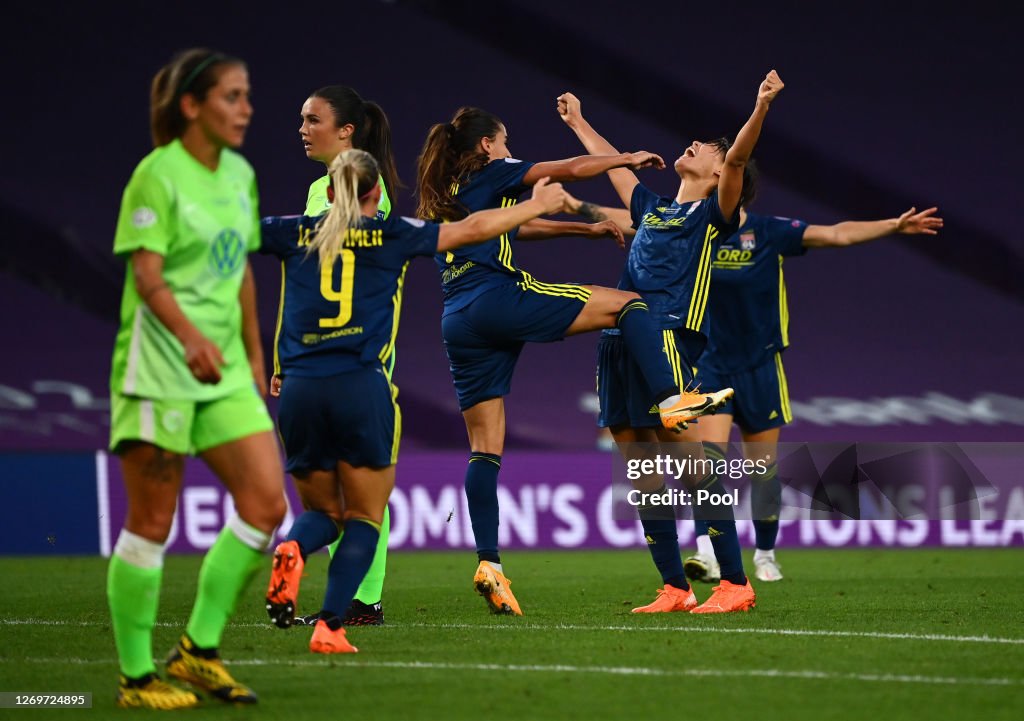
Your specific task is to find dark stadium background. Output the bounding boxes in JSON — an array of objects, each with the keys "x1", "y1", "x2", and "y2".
[{"x1": 2, "y1": 0, "x2": 1021, "y2": 453}]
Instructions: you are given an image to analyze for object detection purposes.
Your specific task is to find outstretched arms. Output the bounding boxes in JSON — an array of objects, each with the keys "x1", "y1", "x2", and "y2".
[
  {"x1": 556, "y1": 92, "x2": 641, "y2": 208},
  {"x1": 521, "y1": 150, "x2": 664, "y2": 188},
  {"x1": 718, "y1": 70, "x2": 784, "y2": 220},
  {"x1": 516, "y1": 218, "x2": 625, "y2": 248},
  {"x1": 802, "y1": 207, "x2": 943, "y2": 248}
]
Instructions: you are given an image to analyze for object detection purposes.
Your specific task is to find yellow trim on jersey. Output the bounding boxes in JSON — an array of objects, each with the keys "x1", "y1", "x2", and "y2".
[
  {"x1": 778, "y1": 256, "x2": 791, "y2": 347},
  {"x1": 378, "y1": 261, "x2": 410, "y2": 377},
  {"x1": 497, "y1": 197, "x2": 518, "y2": 271},
  {"x1": 775, "y1": 352, "x2": 793, "y2": 423},
  {"x1": 388, "y1": 374, "x2": 402, "y2": 464},
  {"x1": 663, "y1": 330, "x2": 684, "y2": 389},
  {"x1": 272, "y1": 260, "x2": 286, "y2": 376},
  {"x1": 685, "y1": 225, "x2": 718, "y2": 331},
  {"x1": 516, "y1": 270, "x2": 592, "y2": 301}
]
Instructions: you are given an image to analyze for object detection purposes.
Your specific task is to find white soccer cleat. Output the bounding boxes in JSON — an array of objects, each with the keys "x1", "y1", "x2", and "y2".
[
  {"x1": 754, "y1": 555, "x2": 784, "y2": 582},
  {"x1": 683, "y1": 552, "x2": 721, "y2": 584}
]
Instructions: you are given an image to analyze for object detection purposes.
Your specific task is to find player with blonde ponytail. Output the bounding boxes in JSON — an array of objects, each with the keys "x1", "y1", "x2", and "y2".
[{"x1": 259, "y1": 149, "x2": 579, "y2": 653}]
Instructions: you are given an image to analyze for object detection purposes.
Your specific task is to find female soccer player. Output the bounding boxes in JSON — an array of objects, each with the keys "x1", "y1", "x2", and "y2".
[
  {"x1": 416, "y1": 108, "x2": 729, "y2": 616},
  {"x1": 274, "y1": 85, "x2": 401, "y2": 627},
  {"x1": 107, "y1": 48, "x2": 285, "y2": 709},
  {"x1": 558, "y1": 70, "x2": 784, "y2": 614},
  {"x1": 683, "y1": 204, "x2": 942, "y2": 584},
  {"x1": 261, "y1": 150, "x2": 574, "y2": 652}
]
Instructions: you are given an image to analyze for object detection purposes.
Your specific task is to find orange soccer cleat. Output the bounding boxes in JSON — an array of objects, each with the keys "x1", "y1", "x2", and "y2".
[
  {"x1": 659, "y1": 388, "x2": 734, "y2": 431},
  {"x1": 266, "y1": 540, "x2": 305, "y2": 628},
  {"x1": 690, "y1": 578, "x2": 756, "y2": 613},
  {"x1": 309, "y1": 619, "x2": 359, "y2": 654},
  {"x1": 631, "y1": 584, "x2": 699, "y2": 613},
  {"x1": 473, "y1": 561, "x2": 523, "y2": 615}
]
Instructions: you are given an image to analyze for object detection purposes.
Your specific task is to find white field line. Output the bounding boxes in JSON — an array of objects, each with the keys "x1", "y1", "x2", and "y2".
[
  {"x1": 3, "y1": 618, "x2": 1023, "y2": 646},
  {"x1": 2, "y1": 656, "x2": 1021, "y2": 688}
]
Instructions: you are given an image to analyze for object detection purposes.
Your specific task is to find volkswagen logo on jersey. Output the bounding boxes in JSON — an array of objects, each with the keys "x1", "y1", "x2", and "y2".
[
  {"x1": 740, "y1": 231, "x2": 757, "y2": 250},
  {"x1": 209, "y1": 228, "x2": 246, "y2": 277}
]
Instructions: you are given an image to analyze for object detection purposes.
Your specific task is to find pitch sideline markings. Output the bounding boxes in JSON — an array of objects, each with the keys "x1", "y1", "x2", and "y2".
[
  {"x1": 2, "y1": 655, "x2": 1021, "y2": 688},
  {"x1": 3, "y1": 617, "x2": 1023, "y2": 645}
]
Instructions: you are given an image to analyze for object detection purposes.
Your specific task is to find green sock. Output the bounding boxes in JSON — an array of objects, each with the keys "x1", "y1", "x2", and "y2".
[
  {"x1": 108, "y1": 555, "x2": 161, "y2": 678},
  {"x1": 328, "y1": 505, "x2": 389, "y2": 604},
  {"x1": 185, "y1": 525, "x2": 264, "y2": 649}
]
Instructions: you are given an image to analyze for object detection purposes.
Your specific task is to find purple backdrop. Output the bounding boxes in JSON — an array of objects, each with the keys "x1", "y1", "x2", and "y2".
[{"x1": 2, "y1": 1, "x2": 1023, "y2": 454}]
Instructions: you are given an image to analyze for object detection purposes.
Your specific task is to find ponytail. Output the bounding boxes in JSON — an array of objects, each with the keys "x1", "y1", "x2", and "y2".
[
  {"x1": 311, "y1": 150, "x2": 380, "y2": 267},
  {"x1": 360, "y1": 101, "x2": 402, "y2": 204},
  {"x1": 415, "y1": 106, "x2": 504, "y2": 221}
]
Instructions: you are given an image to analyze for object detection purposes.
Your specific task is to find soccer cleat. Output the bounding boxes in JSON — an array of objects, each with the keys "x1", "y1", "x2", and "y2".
[
  {"x1": 473, "y1": 561, "x2": 523, "y2": 615},
  {"x1": 342, "y1": 599, "x2": 385, "y2": 626},
  {"x1": 165, "y1": 635, "x2": 258, "y2": 704},
  {"x1": 691, "y1": 579, "x2": 756, "y2": 613},
  {"x1": 754, "y1": 556, "x2": 784, "y2": 582},
  {"x1": 309, "y1": 619, "x2": 359, "y2": 654},
  {"x1": 631, "y1": 584, "x2": 698, "y2": 613},
  {"x1": 266, "y1": 539, "x2": 304, "y2": 628},
  {"x1": 116, "y1": 673, "x2": 200, "y2": 710},
  {"x1": 293, "y1": 612, "x2": 319, "y2": 627},
  {"x1": 683, "y1": 552, "x2": 721, "y2": 583},
  {"x1": 659, "y1": 388, "x2": 734, "y2": 431}
]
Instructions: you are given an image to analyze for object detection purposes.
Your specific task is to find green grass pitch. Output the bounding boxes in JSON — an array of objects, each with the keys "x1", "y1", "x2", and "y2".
[{"x1": 1, "y1": 549, "x2": 1021, "y2": 719}]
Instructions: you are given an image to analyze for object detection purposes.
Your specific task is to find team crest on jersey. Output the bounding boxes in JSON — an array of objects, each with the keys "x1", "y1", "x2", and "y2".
[
  {"x1": 740, "y1": 231, "x2": 756, "y2": 250},
  {"x1": 209, "y1": 228, "x2": 246, "y2": 277},
  {"x1": 131, "y1": 207, "x2": 157, "y2": 229}
]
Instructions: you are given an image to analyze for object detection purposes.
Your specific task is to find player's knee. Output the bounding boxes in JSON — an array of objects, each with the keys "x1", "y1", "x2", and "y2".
[{"x1": 126, "y1": 506, "x2": 176, "y2": 543}]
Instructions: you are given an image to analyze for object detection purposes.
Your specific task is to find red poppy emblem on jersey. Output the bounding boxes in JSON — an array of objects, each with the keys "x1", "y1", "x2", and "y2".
[{"x1": 740, "y1": 231, "x2": 756, "y2": 250}]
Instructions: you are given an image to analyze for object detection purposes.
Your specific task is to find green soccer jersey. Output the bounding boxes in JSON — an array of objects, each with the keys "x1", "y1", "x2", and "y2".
[
  {"x1": 304, "y1": 173, "x2": 391, "y2": 218},
  {"x1": 110, "y1": 139, "x2": 261, "y2": 401}
]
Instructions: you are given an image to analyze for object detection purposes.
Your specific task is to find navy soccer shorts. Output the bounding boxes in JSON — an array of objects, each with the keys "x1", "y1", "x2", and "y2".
[
  {"x1": 277, "y1": 366, "x2": 399, "y2": 472},
  {"x1": 597, "y1": 329, "x2": 694, "y2": 429},
  {"x1": 695, "y1": 352, "x2": 793, "y2": 434},
  {"x1": 442, "y1": 281, "x2": 590, "y2": 411}
]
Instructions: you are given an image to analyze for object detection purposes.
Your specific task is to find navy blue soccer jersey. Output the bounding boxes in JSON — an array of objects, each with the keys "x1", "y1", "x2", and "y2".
[
  {"x1": 261, "y1": 213, "x2": 440, "y2": 377},
  {"x1": 701, "y1": 213, "x2": 808, "y2": 373},
  {"x1": 432, "y1": 157, "x2": 535, "y2": 315},
  {"x1": 622, "y1": 184, "x2": 739, "y2": 360}
]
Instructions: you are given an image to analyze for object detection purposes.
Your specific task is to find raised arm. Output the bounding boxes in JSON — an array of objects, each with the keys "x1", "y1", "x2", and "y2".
[
  {"x1": 802, "y1": 207, "x2": 943, "y2": 248},
  {"x1": 521, "y1": 150, "x2": 664, "y2": 188},
  {"x1": 556, "y1": 92, "x2": 643, "y2": 208},
  {"x1": 516, "y1": 218, "x2": 625, "y2": 248},
  {"x1": 563, "y1": 193, "x2": 636, "y2": 237},
  {"x1": 131, "y1": 249, "x2": 225, "y2": 384},
  {"x1": 719, "y1": 70, "x2": 784, "y2": 220},
  {"x1": 437, "y1": 178, "x2": 569, "y2": 252}
]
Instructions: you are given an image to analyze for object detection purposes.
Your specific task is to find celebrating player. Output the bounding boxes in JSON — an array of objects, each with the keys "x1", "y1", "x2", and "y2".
[
  {"x1": 683, "y1": 204, "x2": 942, "y2": 583},
  {"x1": 261, "y1": 150, "x2": 576, "y2": 652},
  {"x1": 415, "y1": 107, "x2": 730, "y2": 616},
  {"x1": 272, "y1": 85, "x2": 401, "y2": 627},
  {"x1": 558, "y1": 70, "x2": 784, "y2": 613}
]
